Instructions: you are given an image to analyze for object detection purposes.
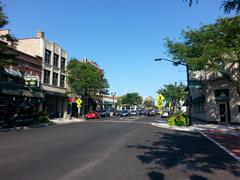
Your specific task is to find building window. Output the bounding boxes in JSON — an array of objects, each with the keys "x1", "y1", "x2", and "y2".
[
  {"x1": 44, "y1": 70, "x2": 50, "y2": 84},
  {"x1": 53, "y1": 53, "x2": 59, "y2": 67},
  {"x1": 45, "y1": 49, "x2": 51, "y2": 64},
  {"x1": 60, "y1": 75, "x2": 65, "y2": 88},
  {"x1": 238, "y1": 105, "x2": 240, "y2": 113},
  {"x1": 61, "y1": 57, "x2": 66, "y2": 69},
  {"x1": 53, "y1": 72, "x2": 58, "y2": 86}
]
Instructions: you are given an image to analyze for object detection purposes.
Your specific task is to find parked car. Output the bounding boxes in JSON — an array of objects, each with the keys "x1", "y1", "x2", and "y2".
[
  {"x1": 120, "y1": 110, "x2": 130, "y2": 117},
  {"x1": 161, "y1": 111, "x2": 169, "y2": 118},
  {"x1": 85, "y1": 111, "x2": 101, "y2": 119},
  {"x1": 139, "y1": 110, "x2": 147, "y2": 116},
  {"x1": 147, "y1": 110, "x2": 156, "y2": 116},
  {"x1": 97, "y1": 109, "x2": 110, "y2": 117},
  {"x1": 130, "y1": 110, "x2": 138, "y2": 116},
  {"x1": 113, "y1": 110, "x2": 121, "y2": 116}
]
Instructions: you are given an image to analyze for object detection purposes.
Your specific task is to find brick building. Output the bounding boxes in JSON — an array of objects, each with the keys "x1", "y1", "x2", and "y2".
[{"x1": 0, "y1": 42, "x2": 44, "y2": 124}]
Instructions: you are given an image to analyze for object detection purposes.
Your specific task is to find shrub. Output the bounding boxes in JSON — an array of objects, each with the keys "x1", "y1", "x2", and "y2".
[
  {"x1": 168, "y1": 116, "x2": 176, "y2": 126},
  {"x1": 38, "y1": 112, "x2": 49, "y2": 124},
  {"x1": 168, "y1": 113, "x2": 189, "y2": 126}
]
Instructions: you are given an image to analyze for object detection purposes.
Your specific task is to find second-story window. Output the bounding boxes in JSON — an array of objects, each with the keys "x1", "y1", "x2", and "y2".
[
  {"x1": 60, "y1": 75, "x2": 65, "y2": 88},
  {"x1": 53, "y1": 72, "x2": 58, "y2": 86},
  {"x1": 61, "y1": 57, "x2": 66, "y2": 69},
  {"x1": 53, "y1": 53, "x2": 59, "y2": 67},
  {"x1": 44, "y1": 69, "x2": 50, "y2": 84},
  {"x1": 45, "y1": 49, "x2": 51, "y2": 64}
]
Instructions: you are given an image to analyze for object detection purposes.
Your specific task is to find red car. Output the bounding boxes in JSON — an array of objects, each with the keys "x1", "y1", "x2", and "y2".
[{"x1": 85, "y1": 112, "x2": 101, "y2": 119}]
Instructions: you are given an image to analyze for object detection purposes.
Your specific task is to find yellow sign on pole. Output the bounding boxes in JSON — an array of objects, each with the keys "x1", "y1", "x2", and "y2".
[
  {"x1": 157, "y1": 94, "x2": 165, "y2": 115},
  {"x1": 76, "y1": 98, "x2": 83, "y2": 106},
  {"x1": 76, "y1": 98, "x2": 83, "y2": 118}
]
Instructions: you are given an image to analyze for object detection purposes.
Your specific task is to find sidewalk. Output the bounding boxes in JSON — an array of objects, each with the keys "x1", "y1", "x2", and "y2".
[
  {"x1": 50, "y1": 117, "x2": 85, "y2": 125},
  {"x1": 152, "y1": 118, "x2": 240, "y2": 162}
]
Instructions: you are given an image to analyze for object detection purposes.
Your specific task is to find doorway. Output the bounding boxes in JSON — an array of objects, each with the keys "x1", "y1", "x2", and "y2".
[{"x1": 219, "y1": 103, "x2": 230, "y2": 123}]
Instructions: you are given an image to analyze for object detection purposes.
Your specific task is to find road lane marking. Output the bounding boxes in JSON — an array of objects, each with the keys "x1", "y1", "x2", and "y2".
[{"x1": 58, "y1": 124, "x2": 146, "y2": 180}]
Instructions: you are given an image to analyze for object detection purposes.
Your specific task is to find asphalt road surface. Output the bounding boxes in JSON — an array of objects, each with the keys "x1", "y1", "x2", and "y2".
[{"x1": 0, "y1": 116, "x2": 239, "y2": 180}]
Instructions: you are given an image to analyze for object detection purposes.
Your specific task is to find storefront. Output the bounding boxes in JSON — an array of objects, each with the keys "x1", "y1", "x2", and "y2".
[{"x1": 0, "y1": 67, "x2": 44, "y2": 126}]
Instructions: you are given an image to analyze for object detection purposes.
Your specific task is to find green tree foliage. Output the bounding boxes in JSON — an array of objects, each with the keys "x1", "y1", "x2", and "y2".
[
  {"x1": 143, "y1": 99, "x2": 155, "y2": 109},
  {"x1": 185, "y1": 0, "x2": 240, "y2": 14},
  {"x1": 67, "y1": 59, "x2": 109, "y2": 96},
  {"x1": 116, "y1": 96, "x2": 123, "y2": 106},
  {"x1": 165, "y1": 16, "x2": 240, "y2": 95},
  {"x1": 157, "y1": 82, "x2": 187, "y2": 108},
  {"x1": 121, "y1": 93, "x2": 142, "y2": 106},
  {"x1": 0, "y1": 2, "x2": 17, "y2": 66}
]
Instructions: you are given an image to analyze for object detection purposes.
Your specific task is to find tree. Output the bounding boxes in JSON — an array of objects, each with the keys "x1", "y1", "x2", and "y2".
[
  {"x1": 157, "y1": 82, "x2": 187, "y2": 111},
  {"x1": 0, "y1": 2, "x2": 17, "y2": 66},
  {"x1": 185, "y1": 0, "x2": 240, "y2": 14},
  {"x1": 121, "y1": 93, "x2": 142, "y2": 106},
  {"x1": 143, "y1": 99, "x2": 155, "y2": 109},
  {"x1": 67, "y1": 59, "x2": 109, "y2": 96},
  {"x1": 222, "y1": 0, "x2": 240, "y2": 14},
  {"x1": 165, "y1": 16, "x2": 240, "y2": 96},
  {"x1": 116, "y1": 96, "x2": 123, "y2": 106}
]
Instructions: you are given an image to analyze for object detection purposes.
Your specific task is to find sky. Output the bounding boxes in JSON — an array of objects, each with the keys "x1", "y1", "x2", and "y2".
[{"x1": 2, "y1": 0, "x2": 232, "y2": 99}]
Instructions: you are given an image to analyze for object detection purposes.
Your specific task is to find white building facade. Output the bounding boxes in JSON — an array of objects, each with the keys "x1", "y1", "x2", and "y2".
[
  {"x1": 16, "y1": 31, "x2": 69, "y2": 118},
  {"x1": 190, "y1": 70, "x2": 240, "y2": 124}
]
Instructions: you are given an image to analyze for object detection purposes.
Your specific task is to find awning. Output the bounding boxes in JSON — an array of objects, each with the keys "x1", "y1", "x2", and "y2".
[
  {"x1": 191, "y1": 96, "x2": 205, "y2": 104},
  {"x1": 45, "y1": 91, "x2": 67, "y2": 97},
  {"x1": 183, "y1": 96, "x2": 205, "y2": 106},
  {"x1": 0, "y1": 82, "x2": 44, "y2": 98}
]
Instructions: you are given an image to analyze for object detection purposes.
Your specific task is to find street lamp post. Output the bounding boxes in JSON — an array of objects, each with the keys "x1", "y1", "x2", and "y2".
[{"x1": 155, "y1": 58, "x2": 192, "y2": 126}]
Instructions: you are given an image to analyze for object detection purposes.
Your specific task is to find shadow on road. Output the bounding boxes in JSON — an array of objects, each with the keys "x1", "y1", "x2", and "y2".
[{"x1": 127, "y1": 130, "x2": 240, "y2": 180}]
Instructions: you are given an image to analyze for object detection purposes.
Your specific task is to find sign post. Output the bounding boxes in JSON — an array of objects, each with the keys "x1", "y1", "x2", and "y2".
[{"x1": 76, "y1": 98, "x2": 83, "y2": 118}]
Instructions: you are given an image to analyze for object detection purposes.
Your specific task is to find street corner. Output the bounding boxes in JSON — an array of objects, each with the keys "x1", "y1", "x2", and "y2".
[
  {"x1": 151, "y1": 122, "x2": 195, "y2": 132},
  {"x1": 201, "y1": 129, "x2": 240, "y2": 162}
]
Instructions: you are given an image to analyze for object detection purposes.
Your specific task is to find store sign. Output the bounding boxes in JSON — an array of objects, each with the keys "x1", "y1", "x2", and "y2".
[
  {"x1": 68, "y1": 97, "x2": 77, "y2": 102},
  {"x1": 25, "y1": 76, "x2": 38, "y2": 87}
]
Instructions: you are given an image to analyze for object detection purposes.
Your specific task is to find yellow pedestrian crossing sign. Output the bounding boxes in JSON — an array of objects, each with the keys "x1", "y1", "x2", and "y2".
[
  {"x1": 76, "y1": 98, "x2": 83, "y2": 106},
  {"x1": 157, "y1": 94, "x2": 165, "y2": 102},
  {"x1": 157, "y1": 94, "x2": 165, "y2": 114}
]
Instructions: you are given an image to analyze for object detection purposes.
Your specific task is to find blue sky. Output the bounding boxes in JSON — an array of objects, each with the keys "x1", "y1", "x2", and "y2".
[{"x1": 2, "y1": 0, "x2": 232, "y2": 99}]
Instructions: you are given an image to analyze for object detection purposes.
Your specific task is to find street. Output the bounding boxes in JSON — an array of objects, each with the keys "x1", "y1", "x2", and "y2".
[{"x1": 0, "y1": 116, "x2": 239, "y2": 180}]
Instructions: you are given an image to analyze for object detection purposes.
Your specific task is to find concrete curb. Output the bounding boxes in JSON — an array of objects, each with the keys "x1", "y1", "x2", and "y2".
[
  {"x1": 151, "y1": 123, "x2": 195, "y2": 132},
  {"x1": 50, "y1": 118, "x2": 85, "y2": 125}
]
